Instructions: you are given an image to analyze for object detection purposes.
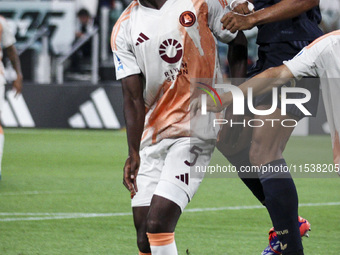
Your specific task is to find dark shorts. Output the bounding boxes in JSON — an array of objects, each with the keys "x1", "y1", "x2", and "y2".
[{"x1": 248, "y1": 41, "x2": 320, "y2": 120}]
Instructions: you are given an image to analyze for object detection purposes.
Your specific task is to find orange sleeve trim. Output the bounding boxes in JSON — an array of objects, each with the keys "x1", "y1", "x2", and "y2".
[
  {"x1": 110, "y1": 1, "x2": 139, "y2": 51},
  {"x1": 139, "y1": 252, "x2": 151, "y2": 255},
  {"x1": 147, "y1": 232, "x2": 175, "y2": 247},
  {"x1": 306, "y1": 30, "x2": 340, "y2": 49},
  {"x1": 111, "y1": 15, "x2": 131, "y2": 51}
]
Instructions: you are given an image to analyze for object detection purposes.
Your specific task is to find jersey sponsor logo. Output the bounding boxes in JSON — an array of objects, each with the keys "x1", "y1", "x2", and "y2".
[
  {"x1": 164, "y1": 62, "x2": 188, "y2": 82},
  {"x1": 135, "y1": 32, "x2": 149, "y2": 46},
  {"x1": 179, "y1": 11, "x2": 196, "y2": 27},
  {"x1": 159, "y1": 39, "x2": 183, "y2": 64},
  {"x1": 175, "y1": 173, "x2": 189, "y2": 185}
]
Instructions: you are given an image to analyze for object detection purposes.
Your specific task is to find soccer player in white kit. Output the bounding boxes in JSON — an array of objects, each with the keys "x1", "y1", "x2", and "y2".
[
  {"x1": 0, "y1": 16, "x2": 23, "y2": 180},
  {"x1": 202, "y1": 30, "x2": 340, "y2": 174},
  {"x1": 284, "y1": 30, "x2": 340, "y2": 169},
  {"x1": 111, "y1": 0, "x2": 247, "y2": 254}
]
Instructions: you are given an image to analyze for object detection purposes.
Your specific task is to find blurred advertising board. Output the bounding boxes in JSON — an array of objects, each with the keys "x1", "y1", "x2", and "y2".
[{"x1": 0, "y1": 0, "x2": 76, "y2": 54}]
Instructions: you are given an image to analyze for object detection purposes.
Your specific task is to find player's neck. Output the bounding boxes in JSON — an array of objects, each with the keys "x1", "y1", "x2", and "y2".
[{"x1": 139, "y1": 0, "x2": 167, "y2": 10}]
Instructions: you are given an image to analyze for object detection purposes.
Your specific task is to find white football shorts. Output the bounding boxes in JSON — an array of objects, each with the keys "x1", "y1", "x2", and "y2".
[{"x1": 131, "y1": 137, "x2": 215, "y2": 211}]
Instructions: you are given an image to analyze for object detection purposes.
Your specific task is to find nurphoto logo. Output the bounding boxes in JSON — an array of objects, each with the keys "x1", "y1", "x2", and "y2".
[{"x1": 198, "y1": 82, "x2": 312, "y2": 128}]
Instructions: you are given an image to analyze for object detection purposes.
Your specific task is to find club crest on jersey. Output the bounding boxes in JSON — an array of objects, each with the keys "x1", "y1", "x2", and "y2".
[
  {"x1": 179, "y1": 11, "x2": 196, "y2": 27},
  {"x1": 159, "y1": 39, "x2": 183, "y2": 64}
]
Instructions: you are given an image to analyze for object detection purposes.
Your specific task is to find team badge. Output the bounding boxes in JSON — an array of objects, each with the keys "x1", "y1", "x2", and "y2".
[{"x1": 179, "y1": 11, "x2": 196, "y2": 27}]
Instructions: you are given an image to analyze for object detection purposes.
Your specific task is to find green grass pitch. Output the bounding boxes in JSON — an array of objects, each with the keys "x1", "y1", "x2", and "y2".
[{"x1": 0, "y1": 129, "x2": 339, "y2": 254}]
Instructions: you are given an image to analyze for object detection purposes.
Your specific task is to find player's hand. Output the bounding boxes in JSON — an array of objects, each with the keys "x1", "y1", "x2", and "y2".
[
  {"x1": 123, "y1": 153, "x2": 140, "y2": 198},
  {"x1": 189, "y1": 97, "x2": 201, "y2": 116},
  {"x1": 207, "y1": 97, "x2": 224, "y2": 112},
  {"x1": 189, "y1": 95, "x2": 225, "y2": 114},
  {"x1": 232, "y1": 2, "x2": 252, "y2": 15},
  {"x1": 12, "y1": 74, "x2": 23, "y2": 97},
  {"x1": 221, "y1": 12, "x2": 255, "y2": 33}
]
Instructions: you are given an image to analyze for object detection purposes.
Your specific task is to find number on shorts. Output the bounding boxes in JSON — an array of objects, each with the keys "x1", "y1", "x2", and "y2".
[{"x1": 184, "y1": 145, "x2": 203, "y2": 166}]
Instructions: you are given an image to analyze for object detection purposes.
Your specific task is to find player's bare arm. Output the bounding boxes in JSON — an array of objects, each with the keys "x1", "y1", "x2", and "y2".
[
  {"x1": 6, "y1": 44, "x2": 23, "y2": 95},
  {"x1": 203, "y1": 65, "x2": 295, "y2": 113},
  {"x1": 221, "y1": 0, "x2": 319, "y2": 33},
  {"x1": 227, "y1": 31, "x2": 248, "y2": 81},
  {"x1": 121, "y1": 74, "x2": 145, "y2": 197}
]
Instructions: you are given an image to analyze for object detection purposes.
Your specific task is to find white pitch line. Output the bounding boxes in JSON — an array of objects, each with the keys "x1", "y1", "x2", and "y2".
[
  {"x1": 0, "y1": 202, "x2": 339, "y2": 222},
  {"x1": 0, "y1": 213, "x2": 132, "y2": 222},
  {"x1": 1, "y1": 190, "x2": 71, "y2": 196}
]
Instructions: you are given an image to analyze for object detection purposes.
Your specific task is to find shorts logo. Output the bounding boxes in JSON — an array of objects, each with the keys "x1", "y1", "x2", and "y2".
[
  {"x1": 179, "y1": 11, "x2": 196, "y2": 27},
  {"x1": 175, "y1": 173, "x2": 189, "y2": 185},
  {"x1": 159, "y1": 39, "x2": 183, "y2": 64}
]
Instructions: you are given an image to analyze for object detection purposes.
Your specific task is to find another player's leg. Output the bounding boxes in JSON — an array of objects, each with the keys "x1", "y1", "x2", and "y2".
[
  {"x1": 0, "y1": 125, "x2": 4, "y2": 180},
  {"x1": 262, "y1": 217, "x2": 311, "y2": 255},
  {"x1": 217, "y1": 107, "x2": 266, "y2": 204},
  {"x1": 250, "y1": 106, "x2": 303, "y2": 255}
]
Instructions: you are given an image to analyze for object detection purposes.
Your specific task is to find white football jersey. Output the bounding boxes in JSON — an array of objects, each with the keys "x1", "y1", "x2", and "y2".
[
  {"x1": 0, "y1": 16, "x2": 16, "y2": 83},
  {"x1": 284, "y1": 30, "x2": 340, "y2": 165},
  {"x1": 111, "y1": 0, "x2": 236, "y2": 148}
]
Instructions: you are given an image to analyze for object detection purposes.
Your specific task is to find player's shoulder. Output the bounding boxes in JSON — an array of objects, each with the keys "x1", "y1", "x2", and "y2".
[
  {"x1": 306, "y1": 30, "x2": 340, "y2": 52},
  {"x1": 114, "y1": 0, "x2": 139, "y2": 29},
  {"x1": 111, "y1": 1, "x2": 139, "y2": 51},
  {"x1": 294, "y1": 30, "x2": 340, "y2": 60}
]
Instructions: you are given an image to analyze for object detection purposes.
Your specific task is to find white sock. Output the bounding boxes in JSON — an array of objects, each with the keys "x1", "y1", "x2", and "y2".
[{"x1": 150, "y1": 242, "x2": 178, "y2": 255}]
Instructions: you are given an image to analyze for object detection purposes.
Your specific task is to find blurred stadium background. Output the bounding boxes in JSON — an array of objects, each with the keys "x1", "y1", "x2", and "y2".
[{"x1": 0, "y1": 0, "x2": 339, "y2": 254}]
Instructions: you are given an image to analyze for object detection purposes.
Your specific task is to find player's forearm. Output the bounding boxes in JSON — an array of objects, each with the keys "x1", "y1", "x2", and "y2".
[
  {"x1": 122, "y1": 75, "x2": 145, "y2": 156},
  {"x1": 124, "y1": 101, "x2": 144, "y2": 156},
  {"x1": 237, "y1": 65, "x2": 293, "y2": 98},
  {"x1": 6, "y1": 45, "x2": 23, "y2": 79},
  {"x1": 227, "y1": 31, "x2": 248, "y2": 84},
  {"x1": 220, "y1": 65, "x2": 294, "y2": 107},
  {"x1": 251, "y1": 0, "x2": 319, "y2": 26}
]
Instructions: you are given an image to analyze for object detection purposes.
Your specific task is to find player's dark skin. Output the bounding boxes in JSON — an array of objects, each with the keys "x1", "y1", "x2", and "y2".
[
  {"x1": 6, "y1": 45, "x2": 23, "y2": 96},
  {"x1": 121, "y1": 0, "x2": 247, "y2": 252},
  {"x1": 1, "y1": 44, "x2": 22, "y2": 129},
  {"x1": 217, "y1": 0, "x2": 320, "y2": 167},
  {"x1": 221, "y1": 0, "x2": 320, "y2": 34}
]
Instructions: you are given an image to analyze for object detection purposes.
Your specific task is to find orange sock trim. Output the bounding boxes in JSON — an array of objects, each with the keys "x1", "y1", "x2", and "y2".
[
  {"x1": 146, "y1": 232, "x2": 175, "y2": 247},
  {"x1": 138, "y1": 252, "x2": 151, "y2": 255}
]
